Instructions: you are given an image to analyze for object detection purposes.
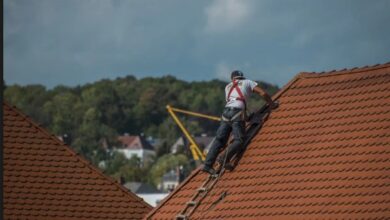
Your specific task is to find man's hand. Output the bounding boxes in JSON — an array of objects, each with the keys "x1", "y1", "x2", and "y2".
[
  {"x1": 253, "y1": 86, "x2": 276, "y2": 108},
  {"x1": 269, "y1": 100, "x2": 279, "y2": 109}
]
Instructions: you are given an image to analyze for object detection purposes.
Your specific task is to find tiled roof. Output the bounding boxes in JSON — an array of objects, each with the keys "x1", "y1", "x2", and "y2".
[
  {"x1": 3, "y1": 103, "x2": 152, "y2": 219},
  {"x1": 118, "y1": 135, "x2": 154, "y2": 151},
  {"x1": 118, "y1": 135, "x2": 137, "y2": 147},
  {"x1": 146, "y1": 62, "x2": 390, "y2": 219}
]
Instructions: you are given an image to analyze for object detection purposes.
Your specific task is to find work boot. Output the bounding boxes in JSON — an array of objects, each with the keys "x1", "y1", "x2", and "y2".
[
  {"x1": 202, "y1": 165, "x2": 217, "y2": 175},
  {"x1": 271, "y1": 100, "x2": 279, "y2": 109},
  {"x1": 224, "y1": 162, "x2": 234, "y2": 171},
  {"x1": 216, "y1": 155, "x2": 234, "y2": 171}
]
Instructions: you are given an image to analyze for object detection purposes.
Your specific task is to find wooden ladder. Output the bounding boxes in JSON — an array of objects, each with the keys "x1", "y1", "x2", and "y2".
[
  {"x1": 175, "y1": 167, "x2": 226, "y2": 220},
  {"x1": 175, "y1": 106, "x2": 271, "y2": 220}
]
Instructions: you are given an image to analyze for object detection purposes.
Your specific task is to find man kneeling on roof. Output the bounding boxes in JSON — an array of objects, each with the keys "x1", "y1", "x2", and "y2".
[{"x1": 202, "y1": 70, "x2": 278, "y2": 175}]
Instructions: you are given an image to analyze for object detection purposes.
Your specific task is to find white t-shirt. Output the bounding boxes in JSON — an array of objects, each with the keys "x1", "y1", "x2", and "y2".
[{"x1": 225, "y1": 79, "x2": 258, "y2": 109}]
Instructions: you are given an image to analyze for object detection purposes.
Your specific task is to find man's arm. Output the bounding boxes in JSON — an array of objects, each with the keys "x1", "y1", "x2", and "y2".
[{"x1": 253, "y1": 86, "x2": 276, "y2": 108}]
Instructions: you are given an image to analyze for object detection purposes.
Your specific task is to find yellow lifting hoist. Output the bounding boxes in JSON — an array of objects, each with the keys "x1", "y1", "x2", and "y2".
[{"x1": 166, "y1": 105, "x2": 220, "y2": 162}]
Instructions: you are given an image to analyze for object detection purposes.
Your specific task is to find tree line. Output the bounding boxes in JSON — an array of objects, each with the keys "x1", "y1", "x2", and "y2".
[{"x1": 4, "y1": 75, "x2": 279, "y2": 187}]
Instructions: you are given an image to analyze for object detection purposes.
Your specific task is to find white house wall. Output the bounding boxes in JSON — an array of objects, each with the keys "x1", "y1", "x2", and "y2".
[{"x1": 116, "y1": 149, "x2": 155, "y2": 162}]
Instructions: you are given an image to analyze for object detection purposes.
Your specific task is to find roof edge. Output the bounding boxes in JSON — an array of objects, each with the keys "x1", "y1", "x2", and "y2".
[
  {"x1": 298, "y1": 61, "x2": 390, "y2": 79},
  {"x1": 3, "y1": 102, "x2": 153, "y2": 210},
  {"x1": 270, "y1": 61, "x2": 390, "y2": 101},
  {"x1": 270, "y1": 73, "x2": 303, "y2": 101}
]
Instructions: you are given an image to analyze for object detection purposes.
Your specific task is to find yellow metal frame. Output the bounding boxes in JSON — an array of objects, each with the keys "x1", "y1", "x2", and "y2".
[{"x1": 166, "y1": 105, "x2": 220, "y2": 161}]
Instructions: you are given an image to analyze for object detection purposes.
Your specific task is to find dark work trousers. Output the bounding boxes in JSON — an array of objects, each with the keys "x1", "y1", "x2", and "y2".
[{"x1": 204, "y1": 107, "x2": 245, "y2": 168}]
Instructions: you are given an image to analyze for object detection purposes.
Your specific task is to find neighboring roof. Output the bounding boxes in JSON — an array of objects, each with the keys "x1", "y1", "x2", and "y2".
[
  {"x1": 124, "y1": 182, "x2": 161, "y2": 194},
  {"x1": 118, "y1": 134, "x2": 154, "y2": 151},
  {"x1": 146, "y1": 62, "x2": 390, "y2": 219},
  {"x1": 3, "y1": 103, "x2": 152, "y2": 220}
]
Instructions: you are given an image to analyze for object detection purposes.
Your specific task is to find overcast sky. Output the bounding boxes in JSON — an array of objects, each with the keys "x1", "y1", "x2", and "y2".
[{"x1": 4, "y1": 0, "x2": 390, "y2": 88}]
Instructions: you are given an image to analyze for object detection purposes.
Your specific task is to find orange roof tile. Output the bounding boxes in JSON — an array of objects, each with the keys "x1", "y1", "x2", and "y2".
[
  {"x1": 3, "y1": 103, "x2": 152, "y2": 219},
  {"x1": 146, "y1": 62, "x2": 390, "y2": 219}
]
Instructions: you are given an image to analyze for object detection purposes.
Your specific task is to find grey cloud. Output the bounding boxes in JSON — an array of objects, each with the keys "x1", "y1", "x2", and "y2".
[{"x1": 4, "y1": 0, "x2": 390, "y2": 88}]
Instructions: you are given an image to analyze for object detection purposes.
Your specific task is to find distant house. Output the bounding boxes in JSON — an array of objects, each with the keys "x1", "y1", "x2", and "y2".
[
  {"x1": 123, "y1": 181, "x2": 168, "y2": 207},
  {"x1": 158, "y1": 167, "x2": 185, "y2": 193},
  {"x1": 115, "y1": 134, "x2": 155, "y2": 162},
  {"x1": 171, "y1": 134, "x2": 215, "y2": 155}
]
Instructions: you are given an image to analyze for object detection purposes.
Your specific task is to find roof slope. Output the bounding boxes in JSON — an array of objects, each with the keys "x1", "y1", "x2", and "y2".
[
  {"x1": 3, "y1": 103, "x2": 152, "y2": 219},
  {"x1": 146, "y1": 62, "x2": 390, "y2": 219}
]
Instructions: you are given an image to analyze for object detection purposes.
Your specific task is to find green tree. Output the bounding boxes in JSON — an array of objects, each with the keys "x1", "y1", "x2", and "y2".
[
  {"x1": 148, "y1": 154, "x2": 190, "y2": 186},
  {"x1": 104, "y1": 153, "x2": 144, "y2": 182},
  {"x1": 43, "y1": 92, "x2": 83, "y2": 136},
  {"x1": 4, "y1": 84, "x2": 51, "y2": 125}
]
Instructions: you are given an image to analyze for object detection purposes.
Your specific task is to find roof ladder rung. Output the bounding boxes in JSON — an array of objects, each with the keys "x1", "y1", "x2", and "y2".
[
  {"x1": 210, "y1": 174, "x2": 219, "y2": 179},
  {"x1": 186, "y1": 201, "x2": 197, "y2": 206},
  {"x1": 176, "y1": 214, "x2": 188, "y2": 220},
  {"x1": 197, "y1": 187, "x2": 206, "y2": 192}
]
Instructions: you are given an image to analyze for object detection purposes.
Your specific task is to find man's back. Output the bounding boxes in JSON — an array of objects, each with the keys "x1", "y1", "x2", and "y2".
[{"x1": 225, "y1": 79, "x2": 258, "y2": 109}]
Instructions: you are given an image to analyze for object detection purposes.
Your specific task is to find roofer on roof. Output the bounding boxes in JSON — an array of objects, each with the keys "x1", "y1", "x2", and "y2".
[{"x1": 202, "y1": 70, "x2": 278, "y2": 175}]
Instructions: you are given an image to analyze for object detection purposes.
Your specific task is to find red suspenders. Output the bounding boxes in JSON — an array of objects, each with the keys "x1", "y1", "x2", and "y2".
[{"x1": 227, "y1": 80, "x2": 246, "y2": 105}]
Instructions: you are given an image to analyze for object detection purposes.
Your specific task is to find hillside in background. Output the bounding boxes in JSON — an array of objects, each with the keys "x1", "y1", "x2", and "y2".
[{"x1": 4, "y1": 75, "x2": 279, "y2": 186}]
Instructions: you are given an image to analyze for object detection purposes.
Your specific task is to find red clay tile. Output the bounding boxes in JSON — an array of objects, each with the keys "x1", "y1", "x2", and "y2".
[
  {"x1": 3, "y1": 103, "x2": 152, "y2": 219},
  {"x1": 145, "y1": 62, "x2": 390, "y2": 219}
]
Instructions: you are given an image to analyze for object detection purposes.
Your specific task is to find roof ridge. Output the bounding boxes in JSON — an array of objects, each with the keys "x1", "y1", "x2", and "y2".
[
  {"x1": 298, "y1": 61, "x2": 390, "y2": 78},
  {"x1": 269, "y1": 61, "x2": 390, "y2": 102},
  {"x1": 3, "y1": 102, "x2": 152, "y2": 210},
  {"x1": 270, "y1": 73, "x2": 303, "y2": 101}
]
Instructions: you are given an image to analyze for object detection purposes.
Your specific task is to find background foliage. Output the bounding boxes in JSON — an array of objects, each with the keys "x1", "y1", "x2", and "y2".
[{"x1": 4, "y1": 75, "x2": 279, "y2": 187}]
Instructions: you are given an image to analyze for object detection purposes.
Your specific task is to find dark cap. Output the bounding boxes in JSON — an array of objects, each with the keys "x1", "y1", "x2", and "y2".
[{"x1": 231, "y1": 70, "x2": 245, "y2": 80}]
